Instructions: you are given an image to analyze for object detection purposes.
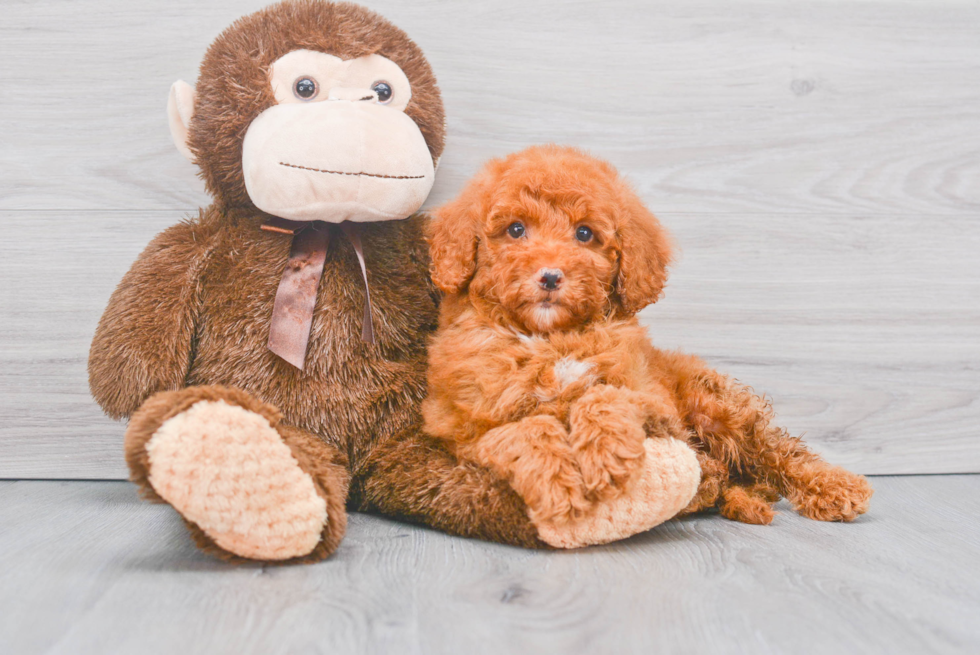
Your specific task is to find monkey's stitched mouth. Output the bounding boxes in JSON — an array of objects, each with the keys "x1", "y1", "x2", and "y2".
[{"x1": 279, "y1": 162, "x2": 425, "y2": 180}]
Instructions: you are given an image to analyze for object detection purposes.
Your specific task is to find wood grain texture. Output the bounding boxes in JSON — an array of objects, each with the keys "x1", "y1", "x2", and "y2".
[
  {"x1": 2, "y1": 0, "x2": 978, "y2": 215},
  {"x1": 2, "y1": 476, "x2": 979, "y2": 654},
  {"x1": 1, "y1": 208, "x2": 977, "y2": 477},
  {"x1": 0, "y1": 0, "x2": 978, "y2": 477}
]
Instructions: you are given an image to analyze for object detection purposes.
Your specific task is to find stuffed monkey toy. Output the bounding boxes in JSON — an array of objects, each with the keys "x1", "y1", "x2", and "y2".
[{"x1": 88, "y1": 0, "x2": 702, "y2": 563}]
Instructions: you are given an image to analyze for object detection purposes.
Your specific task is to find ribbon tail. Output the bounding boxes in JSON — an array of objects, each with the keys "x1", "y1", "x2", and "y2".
[
  {"x1": 340, "y1": 222, "x2": 375, "y2": 345},
  {"x1": 267, "y1": 224, "x2": 331, "y2": 370}
]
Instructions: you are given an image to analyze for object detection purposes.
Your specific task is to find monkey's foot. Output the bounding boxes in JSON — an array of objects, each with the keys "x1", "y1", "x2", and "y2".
[
  {"x1": 125, "y1": 387, "x2": 341, "y2": 562},
  {"x1": 144, "y1": 399, "x2": 327, "y2": 560},
  {"x1": 534, "y1": 438, "x2": 700, "y2": 548}
]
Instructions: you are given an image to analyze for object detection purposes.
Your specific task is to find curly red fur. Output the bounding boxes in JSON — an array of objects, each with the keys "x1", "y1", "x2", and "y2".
[{"x1": 424, "y1": 145, "x2": 872, "y2": 525}]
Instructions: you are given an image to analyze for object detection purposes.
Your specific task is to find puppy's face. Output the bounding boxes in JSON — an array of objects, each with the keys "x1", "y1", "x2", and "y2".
[
  {"x1": 473, "y1": 191, "x2": 618, "y2": 333},
  {"x1": 429, "y1": 146, "x2": 673, "y2": 333}
]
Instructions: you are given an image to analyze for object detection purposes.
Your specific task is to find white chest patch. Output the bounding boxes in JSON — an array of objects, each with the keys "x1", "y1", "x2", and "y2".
[
  {"x1": 554, "y1": 357, "x2": 595, "y2": 388},
  {"x1": 511, "y1": 327, "x2": 540, "y2": 344}
]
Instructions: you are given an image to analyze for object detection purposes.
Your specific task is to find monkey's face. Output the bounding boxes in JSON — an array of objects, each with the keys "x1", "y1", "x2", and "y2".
[
  {"x1": 166, "y1": 1, "x2": 447, "y2": 222},
  {"x1": 241, "y1": 50, "x2": 435, "y2": 223}
]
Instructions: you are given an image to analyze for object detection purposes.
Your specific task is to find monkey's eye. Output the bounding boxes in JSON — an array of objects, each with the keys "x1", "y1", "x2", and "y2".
[
  {"x1": 575, "y1": 225, "x2": 594, "y2": 243},
  {"x1": 507, "y1": 222, "x2": 526, "y2": 239},
  {"x1": 371, "y1": 80, "x2": 393, "y2": 104},
  {"x1": 294, "y1": 77, "x2": 318, "y2": 100}
]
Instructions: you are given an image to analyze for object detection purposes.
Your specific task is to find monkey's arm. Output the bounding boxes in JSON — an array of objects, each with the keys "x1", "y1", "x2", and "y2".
[{"x1": 88, "y1": 217, "x2": 215, "y2": 419}]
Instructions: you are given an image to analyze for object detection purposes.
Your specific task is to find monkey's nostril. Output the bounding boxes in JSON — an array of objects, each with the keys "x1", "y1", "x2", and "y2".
[{"x1": 538, "y1": 269, "x2": 564, "y2": 291}]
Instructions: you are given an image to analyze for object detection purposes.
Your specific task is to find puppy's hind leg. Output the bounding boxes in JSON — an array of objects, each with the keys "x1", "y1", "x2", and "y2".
[
  {"x1": 679, "y1": 361, "x2": 872, "y2": 523},
  {"x1": 677, "y1": 451, "x2": 728, "y2": 516},
  {"x1": 758, "y1": 434, "x2": 873, "y2": 522},
  {"x1": 719, "y1": 481, "x2": 779, "y2": 525},
  {"x1": 677, "y1": 454, "x2": 778, "y2": 524}
]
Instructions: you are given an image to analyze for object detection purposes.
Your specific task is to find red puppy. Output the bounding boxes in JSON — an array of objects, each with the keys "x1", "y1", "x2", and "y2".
[{"x1": 424, "y1": 145, "x2": 872, "y2": 527}]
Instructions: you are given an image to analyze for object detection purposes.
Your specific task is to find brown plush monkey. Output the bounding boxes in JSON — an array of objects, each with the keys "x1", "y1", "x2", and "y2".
[{"x1": 89, "y1": 0, "x2": 700, "y2": 563}]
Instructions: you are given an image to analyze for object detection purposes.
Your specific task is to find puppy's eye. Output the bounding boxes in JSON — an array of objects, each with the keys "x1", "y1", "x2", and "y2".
[
  {"x1": 575, "y1": 225, "x2": 594, "y2": 243},
  {"x1": 294, "y1": 77, "x2": 318, "y2": 100},
  {"x1": 507, "y1": 222, "x2": 526, "y2": 239}
]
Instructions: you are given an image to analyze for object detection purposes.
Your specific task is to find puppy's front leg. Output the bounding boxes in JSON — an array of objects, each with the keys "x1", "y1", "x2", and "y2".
[
  {"x1": 459, "y1": 416, "x2": 589, "y2": 525},
  {"x1": 567, "y1": 384, "x2": 669, "y2": 502}
]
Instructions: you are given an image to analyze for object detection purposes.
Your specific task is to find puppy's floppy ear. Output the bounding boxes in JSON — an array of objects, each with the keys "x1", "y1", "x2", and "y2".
[
  {"x1": 427, "y1": 168, "x2": 495, "y2": 294},
  {"x1": 614, "y1": 189, "x2": 674, "y2": 315}
]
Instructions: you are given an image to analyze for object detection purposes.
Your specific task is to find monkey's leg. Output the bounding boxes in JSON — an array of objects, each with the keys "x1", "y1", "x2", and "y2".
[
  {"x1": 126, "y1": 385, "x2": 349, "y2": 563},
  {"x1": 352, "y1": 422, "x2": 548, "y2": 548},
  {"x1": 354, "y1": 420, "x2": 701, "y2": 550}
]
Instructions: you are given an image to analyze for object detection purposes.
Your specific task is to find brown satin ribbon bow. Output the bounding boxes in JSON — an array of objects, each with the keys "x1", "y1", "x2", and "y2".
[{"x1": 261, "y1": 216, "x2": 375, "y2": 370}]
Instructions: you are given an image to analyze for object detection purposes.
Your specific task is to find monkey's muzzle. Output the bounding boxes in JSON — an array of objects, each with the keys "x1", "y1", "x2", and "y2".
[{"x1": 242, "y1": 100, "x2": 435, "y2": 224}]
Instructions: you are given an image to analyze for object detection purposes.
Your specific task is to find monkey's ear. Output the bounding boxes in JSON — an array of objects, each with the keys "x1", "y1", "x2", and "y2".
[
  {"x1": 167, "y1": 80, "x2": 196, "y2": 161},
  {"x1": 614, "y1": 191, "x2": 674, "y2": 315},
  {"x1": 427, "y1": 185, "x2": 486, "y2": 294}
]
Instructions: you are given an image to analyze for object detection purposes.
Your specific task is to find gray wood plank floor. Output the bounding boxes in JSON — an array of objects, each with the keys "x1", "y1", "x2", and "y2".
[{"x1": 2, "y1": 476, "x2": 978, "y2": 654}]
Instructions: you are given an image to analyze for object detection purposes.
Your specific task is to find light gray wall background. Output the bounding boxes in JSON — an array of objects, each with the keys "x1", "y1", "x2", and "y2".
[{"x1": 1, "y1": 0, "x2": 977, "y2": 479}]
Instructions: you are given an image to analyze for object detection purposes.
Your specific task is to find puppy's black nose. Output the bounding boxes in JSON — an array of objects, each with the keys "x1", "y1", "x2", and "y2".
[{"x1": 538, "y1": 268, "x2": 564, "y2": 291}]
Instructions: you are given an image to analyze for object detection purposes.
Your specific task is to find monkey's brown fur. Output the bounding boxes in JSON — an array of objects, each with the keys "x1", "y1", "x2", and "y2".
[
  {"x1": 424, "y1": 145, "x2": 873, "y2": 526},
  {"x1": 89, "y1": 1, "x2": 543, "y2": 563}
]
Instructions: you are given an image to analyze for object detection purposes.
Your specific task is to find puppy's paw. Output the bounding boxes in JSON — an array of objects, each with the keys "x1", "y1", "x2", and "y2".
[
  {"x1": 535, "y1": 438, "x2": 701, "y2": 548},
  {"x1": 573, "y1": 430, "x2": 647, "y2": 503},
  {"x1": 471, "y1": 415, "x2": 589, "y2": 525},
  {"x1": 720, "y1": 485, "x2": 777, "y2": 525},
  {"x1": 790, "y1": 467, "x2": 873, "y2": 522},
  {"x1": 568, "y1": 385, "x2": 648, "y2": 500},
  {"x1": 679, "y1": 453, "x2": 729, "y2": 515},
  {"x1": 516, "y1": 456, "x2": 590, "y2": 526}
]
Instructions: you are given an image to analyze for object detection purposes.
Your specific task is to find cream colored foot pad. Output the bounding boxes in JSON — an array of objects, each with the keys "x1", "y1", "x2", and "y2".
[
  {"x1": 536, "y1": 438, "x2": 701, "y2": 549},
  {"x1": 146, "y1": 400, "x2": 327, "y2": 560}
]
